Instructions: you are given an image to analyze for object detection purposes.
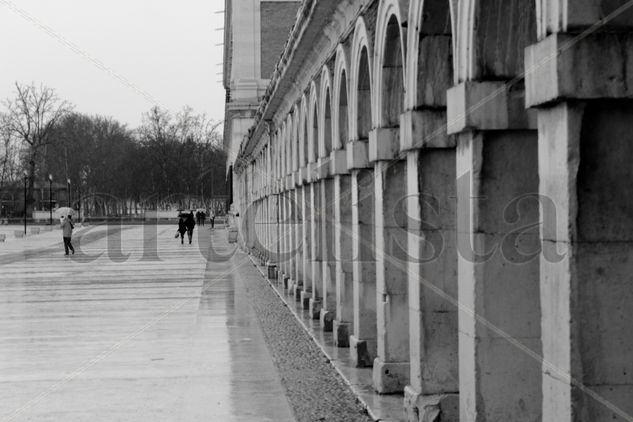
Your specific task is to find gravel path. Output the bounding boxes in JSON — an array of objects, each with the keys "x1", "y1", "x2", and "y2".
[{"x1": 231, "y1": 251, "x2": 373, "y2": 422}]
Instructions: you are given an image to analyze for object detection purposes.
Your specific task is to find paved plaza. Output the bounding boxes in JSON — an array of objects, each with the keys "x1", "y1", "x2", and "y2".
[
  {"x1": 0, "y1": 224, "x2": 296, "y2": 422},
  {"x1": 0, "y1": 224, "x2": 388, "y2": 422}
]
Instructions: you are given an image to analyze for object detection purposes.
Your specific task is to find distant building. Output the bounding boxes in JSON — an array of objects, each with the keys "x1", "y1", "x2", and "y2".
[{"x1": 222, "y1": 0, "x2": 300, "y2": 220}]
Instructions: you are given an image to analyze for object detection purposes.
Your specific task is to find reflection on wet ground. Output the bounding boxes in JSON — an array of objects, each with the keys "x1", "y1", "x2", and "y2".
[{"x1": 0, "y1": 225, "x2": 294, "y2": 422}]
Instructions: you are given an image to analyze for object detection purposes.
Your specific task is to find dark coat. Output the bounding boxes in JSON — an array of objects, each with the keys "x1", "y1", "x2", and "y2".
[
  {"x1": 178, "y1": 218, "x2": 187, "y2": 234},
  {"x1": 185, "y1": 213, "x2": 196, "y2": 231}
]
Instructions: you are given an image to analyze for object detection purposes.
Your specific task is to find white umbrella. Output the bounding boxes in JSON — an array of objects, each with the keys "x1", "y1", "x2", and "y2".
[{"x1": 56, "y1": 207, "x2": 76, "y2": 220}]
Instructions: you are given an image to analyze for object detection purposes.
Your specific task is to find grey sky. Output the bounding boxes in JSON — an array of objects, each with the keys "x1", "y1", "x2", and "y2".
[{"x1": 0, "y1": 0, "x2": 225, "y2": 129}]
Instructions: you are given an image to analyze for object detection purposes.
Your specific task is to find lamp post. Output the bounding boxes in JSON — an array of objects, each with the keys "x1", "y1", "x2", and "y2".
[
  {"x1": 48, "y1": 174, "x2": 53, "y2": 225},
  {"x1": 67, "y1": 178, "x2": 71, "y2": 207},
  {"x1": 23, "y1": 172, "x2": 28, "y2": 235}
]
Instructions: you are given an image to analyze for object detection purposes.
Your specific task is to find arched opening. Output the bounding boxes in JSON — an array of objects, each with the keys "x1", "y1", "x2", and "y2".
[
  {"x1": 357, "y1": 47, "x2": 371, "y2": 140},
  {"x1": 338, "y1": 71, "x2": 348, "y2": 147},
  {"x1": 476, "y1": 0, "x2": 536, "y2": 80},
  {"x1": 303, "y1": 113, "x2": 309, "y2": 166},
  {"x1": 311, "y1": 106, "x2": 318, "y2": 163},
  {"x1": 324, "y1": 89, "x2": 332, "y2": 156},
  {"x1": 381, "y1": 15, "x2": 404, "y2": 127}
]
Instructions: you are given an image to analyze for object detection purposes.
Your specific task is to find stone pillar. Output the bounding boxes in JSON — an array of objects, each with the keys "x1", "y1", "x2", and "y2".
[
  {"x1": 372, "y1": 159, "x2": 410, "y2": 394},
  {"x1": 350, "y1": 166, "x2": 377, "y2": 368},
  {"x1": 320, "y1": 176, "x2": 336, "y2": 332},
  {"x1": 300, "y1": 182, "x2": 313, "y2": 309},
  {"x1": 448, "y1": 82, "x2": 541, "y2": 421},
  {"x1": 527, "y1": 32, "x2": 633, "y2": 421},
  {"x1": 309, "y1": 179, "x2": 323, "y2": 319},
  {"x1": 334, "y1": 173, "x2": 354, "y2": 347},
  {"x1": 294, "y1": 182, "x2": 303, "y2": 291},
  {"x1": 402, "y1": 112, "x2": 459, "y2": 421}
]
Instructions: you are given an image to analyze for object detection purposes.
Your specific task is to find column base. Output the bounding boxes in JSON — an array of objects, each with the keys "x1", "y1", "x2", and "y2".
[
  {"x1": 266, "y1": 264, "x2": 277, "y2": 280},
  {"x1": 372, "y1": 358, "x2": 409, "y2": 394},
  {"x1": 300, "y1": 290, "x2": 312, "y2": 310},
  {"x1": 293, "y1": 283, "x2": 303, "y2": 302},
  {"x1": 309, "y1": 298, "x2": 322, "y2": 320},
  {"x1": 349, "y1": 335, "x2": 376, "y2": 368},
  {"x1": 319, "y1": 309, "x2": 334, "y2": 332},
  {"x1": 333, "y1": 320, "x2": 350, "y2": 347},
  {"x1": 403, "y1": 386, "x2": 459, "y2": 422}
]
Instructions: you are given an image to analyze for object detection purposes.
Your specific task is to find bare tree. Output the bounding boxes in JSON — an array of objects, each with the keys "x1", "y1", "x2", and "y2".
[
  {"x1": 0, "y1": 113, "x2": 20, "y2": 189},
  {"x1": 3, "y1": 82, "x2": 73, "y2": 213}
]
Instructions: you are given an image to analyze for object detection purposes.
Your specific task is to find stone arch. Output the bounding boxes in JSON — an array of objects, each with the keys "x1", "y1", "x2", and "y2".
[
  {"x1": 349, "y1": 17, "x2": 374, "y2": 141},
  {"x1": 291, "y1": 107, "x2": 300, "y2": 172},
  {"x1": 307, "y1": 81, "x2": 319, "y2": 163},
  {"x1": 536, "y1": 0, "x2": 633, "y2": 40},
  {"x1": 374, "y1": 0, "x2": 407, "y2": 128},
  {"x1": 280, "y1": 124, "x2": 287, "y2": 177},
  {"x1": 319, "y1": 65, "x2": 334, "y2": 158},
  {"x1": 299, "y1": 94, "x2": 309, "y2": 167},
  {"x1": 332, "y1": 44, "x2": 350, "y2": 150},
  {"x1": 455, "y1": 0, "x2": 537, "y2": 82},
  {"x1": 288, "y1": 114, "x2": 294, "y2": 174},
  {"x1": 405, "y1": 0, "x2": 455, "y2": 110}
]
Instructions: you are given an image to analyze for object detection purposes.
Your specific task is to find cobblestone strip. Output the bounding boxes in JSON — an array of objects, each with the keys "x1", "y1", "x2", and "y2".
[{"x1": 233, "y1": 254, "x2": 373, "y2": 422}]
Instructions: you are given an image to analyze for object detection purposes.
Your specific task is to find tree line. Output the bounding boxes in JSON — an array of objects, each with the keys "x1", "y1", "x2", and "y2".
[{"x1": 0, "y1": 82, "x2": 227, "y2": 218}]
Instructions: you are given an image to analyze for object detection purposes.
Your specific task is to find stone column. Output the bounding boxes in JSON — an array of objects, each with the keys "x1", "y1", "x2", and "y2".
[
  {"x1": 372, "y1": 159, "x2": 410, "y2": 394},
  {"x1": 293, "y1": 178, "x2": 303, "y2": 291},
  {"x1": 448, "y1": 82, "x2": 541, "y2": 421},
  {"x1": 349, "y1": 158, "x2": 377, "y2": 367},
  {"x1": 309, "y1": 176, "x2": 323, "y2": 319},
  {"x1": 333, "y1": 172, "x2": 353, "y2": 347},
  {"x1": 527, "y1": 32, "x2": 633, "y2": 422},
  {"x1": 320, "y1": 175, "x2": 336, "y2": 332},
  {"x1": 401, "y1": 109, "x2": 459, "y2": 421},
  {"x1": 300, "y1": 179, "x2": 313, "y2": 309}
]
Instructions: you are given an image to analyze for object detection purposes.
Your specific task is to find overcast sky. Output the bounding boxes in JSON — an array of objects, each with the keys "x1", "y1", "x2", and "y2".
[{"x1": 0, "y1": 0, "x2": 225, "y2": 129}]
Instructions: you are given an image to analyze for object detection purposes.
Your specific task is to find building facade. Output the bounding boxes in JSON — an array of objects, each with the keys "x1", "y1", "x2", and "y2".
[{"x1": 224, "y1": 0, "x2": 633, "y2": 421}]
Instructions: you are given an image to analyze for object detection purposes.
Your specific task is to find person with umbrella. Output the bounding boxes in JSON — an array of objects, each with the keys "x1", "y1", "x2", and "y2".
[
  {"x1": 185, "y1": 211, "x2": 196, "y2": 244},
  {"x1": 60, "y1": 214, "x2": 75, "y2": 255}
]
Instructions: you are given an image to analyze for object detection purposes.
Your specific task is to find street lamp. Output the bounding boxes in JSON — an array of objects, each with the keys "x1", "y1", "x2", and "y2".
[
  {"x1": 23, "y1": 171, "x2": 28, "y2": 235},
  {"x1": 67, "y1": 178, "x2": 71, "y2": 207},
  {"x1": 48, "y1": 174, "x2": 53, "y2": 225}
]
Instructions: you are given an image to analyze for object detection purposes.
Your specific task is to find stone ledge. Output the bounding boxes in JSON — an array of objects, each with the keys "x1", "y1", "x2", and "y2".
[
  {"x1": 329, "y1": 149, "x2": 348, "y2": 175},
  {"x1": 369, "y1": 128, "x2": 400, "y2": 162},
  {"x1": 346, "y1": 140, "x2": 370, "y2": 170},
  {"x1": 447, "y1": 81, "x2": 536, "y2": 134},
  {"x1": 526, "y1": 32, "x2": 633, "y2": 107},
  {"x1": 400, "y1": 109, "x2": 453, "y2": 152}
]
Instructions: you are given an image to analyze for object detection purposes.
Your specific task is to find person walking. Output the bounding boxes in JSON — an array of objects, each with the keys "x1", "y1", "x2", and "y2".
[
  {"x1": 61, "y1": 215, "x2": 75, "y2": 256},
  {"x1": 177, "y1": 216, "x2": 187, "y2": 245},
  {"x1": 210, "y1": 213, "x2": 215, "y2": 229},
  {"x1": 185, "y1": 212, "x2": 196, "y2": 244}
]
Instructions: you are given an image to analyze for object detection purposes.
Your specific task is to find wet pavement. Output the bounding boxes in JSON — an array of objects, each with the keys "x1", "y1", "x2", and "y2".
[{"x1": 0, "y1": 224, "x2": 294, "y2": 421}]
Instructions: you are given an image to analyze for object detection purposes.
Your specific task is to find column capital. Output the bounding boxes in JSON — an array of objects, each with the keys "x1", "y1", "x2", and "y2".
[
  {"x1": 346, "y1": 140, "x2": 370, "y2": 170},
  {"x1": 400, "y1": 109, "x2": 453, "y2": 152},
  {"x1": 329, "y1": 149, "x2": 349, "y2": 175},
  {"x1": 368, "y1": 127, "x2": 400, "y2": 162},
  {"x1": 526, "y1": 33, "x2": 633, "y2": 108},
  {"x1": 447, "y1": 81, "x2": 536, "y2": 135}
]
